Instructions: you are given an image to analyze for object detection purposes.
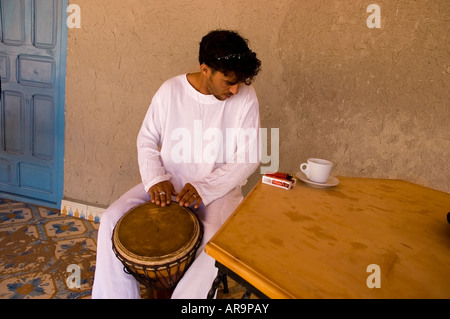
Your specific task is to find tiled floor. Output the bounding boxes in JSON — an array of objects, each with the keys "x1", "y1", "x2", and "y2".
[
  {"x1": 0, "y1": 198, "x2": 246, "y2": 299},
  {"x1": 0, "y1": 199, "x2": 97, "y2": 299}
]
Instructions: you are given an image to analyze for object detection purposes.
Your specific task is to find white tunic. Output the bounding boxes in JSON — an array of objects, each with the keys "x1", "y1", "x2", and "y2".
[
  {"x1": 137, "y1": 74, "x2": 261, "y2": 204},
  {"x1": 92, "y1": 74, "x2": 260, "y2": 299}
]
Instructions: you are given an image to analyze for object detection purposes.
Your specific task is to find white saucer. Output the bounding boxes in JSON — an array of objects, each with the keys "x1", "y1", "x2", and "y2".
[{"x1": 295, "y1": 171, "x2": 340, "y2": 188}]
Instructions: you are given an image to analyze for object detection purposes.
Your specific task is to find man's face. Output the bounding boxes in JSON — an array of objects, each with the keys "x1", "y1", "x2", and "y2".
[{"x1": 204, "y1": 66, "x2": 240, "y2": 101}]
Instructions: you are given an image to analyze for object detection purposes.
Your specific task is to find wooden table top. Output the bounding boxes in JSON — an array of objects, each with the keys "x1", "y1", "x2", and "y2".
[{"x1": 205, "y1": 176, "x2": 450, "y2": 298}]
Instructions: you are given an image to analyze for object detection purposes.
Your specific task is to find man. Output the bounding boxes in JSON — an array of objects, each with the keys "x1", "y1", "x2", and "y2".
[{"x1": 92, "y1": 29, "x2": 261, "y2": 299}]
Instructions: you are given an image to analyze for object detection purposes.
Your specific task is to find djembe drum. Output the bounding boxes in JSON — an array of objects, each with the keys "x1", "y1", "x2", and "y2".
[{"x1": 112, "y1": 202, "x2": 203, "y2": 299}]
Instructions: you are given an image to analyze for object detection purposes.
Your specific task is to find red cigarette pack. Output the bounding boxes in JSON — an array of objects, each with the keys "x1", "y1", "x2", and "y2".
[{"x1": 262, "y1": 172, "x2": 296, "y2": 190}]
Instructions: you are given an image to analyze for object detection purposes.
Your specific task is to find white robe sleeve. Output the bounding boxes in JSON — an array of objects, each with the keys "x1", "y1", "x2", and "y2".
[
  {"x1": 190, "y1": 93, "x2": 261, "y2": 206},
  {"x1": 136, "y1": 93, "x2": 172, "y2": 193}
]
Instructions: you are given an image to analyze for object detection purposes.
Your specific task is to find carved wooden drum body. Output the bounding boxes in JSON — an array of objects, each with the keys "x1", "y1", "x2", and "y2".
[{"x1": 112, "y1": 202, "x2": 203, "y2": 298}]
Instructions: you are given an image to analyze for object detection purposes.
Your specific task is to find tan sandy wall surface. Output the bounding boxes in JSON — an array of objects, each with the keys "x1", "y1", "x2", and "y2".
[{"x1": 65, "y1": 0, "x2": 449, "y2": 206}]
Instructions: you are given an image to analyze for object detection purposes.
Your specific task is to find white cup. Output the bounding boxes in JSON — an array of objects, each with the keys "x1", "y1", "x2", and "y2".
[{"x1": 300, "y1": 158, "x2": 333, "y2": 183}]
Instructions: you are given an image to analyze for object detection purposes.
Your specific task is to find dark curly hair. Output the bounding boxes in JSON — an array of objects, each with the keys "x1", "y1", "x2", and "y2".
[{"x1": 199, "y1": 30, "x2": 261, "y2": 85}]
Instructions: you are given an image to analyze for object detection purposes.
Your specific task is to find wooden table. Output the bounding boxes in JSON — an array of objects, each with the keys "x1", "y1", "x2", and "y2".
[{"x1": 205, "y1": 177, "x2": 450, "y2": 298}]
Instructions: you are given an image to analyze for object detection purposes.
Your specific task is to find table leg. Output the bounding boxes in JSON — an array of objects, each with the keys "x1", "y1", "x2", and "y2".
[
  {"x1": 208, "y1": 261, "x2": 269, "y2": 299},
  {"x1": 207, "y1": 269, "x2": 228, "y2": 299}
]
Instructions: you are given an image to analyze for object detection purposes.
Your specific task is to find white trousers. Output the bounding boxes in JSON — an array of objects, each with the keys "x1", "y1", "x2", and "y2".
[{"x1": 91, "y1": 183, "x2": 243, "y2": 299}]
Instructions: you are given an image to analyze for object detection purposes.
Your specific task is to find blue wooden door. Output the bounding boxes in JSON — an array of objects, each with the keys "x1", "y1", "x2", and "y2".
[{"x1": 0, "y1": 0, "x2": 67, "y2": 208}]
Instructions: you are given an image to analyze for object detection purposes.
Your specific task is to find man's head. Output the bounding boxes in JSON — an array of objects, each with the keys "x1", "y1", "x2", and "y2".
[{"x1": 199, "y1": 30, "x2": 261, "y2": 86}]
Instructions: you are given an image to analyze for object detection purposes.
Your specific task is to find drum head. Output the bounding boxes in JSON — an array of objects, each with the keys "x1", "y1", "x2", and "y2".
[{"x1": 113, "y1": 202, "x2": 201, "y2": 266}]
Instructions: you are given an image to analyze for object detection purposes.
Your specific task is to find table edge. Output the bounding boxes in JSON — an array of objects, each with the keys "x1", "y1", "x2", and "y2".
[{"x1": 205, "y1": 241, "x2": 297, "y2": 299}]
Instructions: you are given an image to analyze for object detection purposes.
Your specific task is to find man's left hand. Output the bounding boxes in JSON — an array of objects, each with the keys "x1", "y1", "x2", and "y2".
[{"x1": 177, "y1": 183, "x2": 202, "y2": 209}]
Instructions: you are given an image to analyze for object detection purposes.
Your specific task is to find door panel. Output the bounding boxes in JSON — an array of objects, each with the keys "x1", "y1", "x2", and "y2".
[
  {"x1": 2, "y1": 0, "x2": 26, "y2": 46},
  {"x1": 3, "y1": 90, "x2": 24, "y2": 154},
  {"x1": 0, "y1": 0, "x2": 67, "y2": 208},
  {"x1": 32, "y1": 94, "x2": 55, "y2": 159}
]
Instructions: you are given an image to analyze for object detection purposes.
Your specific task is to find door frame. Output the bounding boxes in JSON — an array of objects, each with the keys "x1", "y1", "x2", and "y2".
[{"x1": 54, "y1": 0, "x2": 68, "y2": 209}]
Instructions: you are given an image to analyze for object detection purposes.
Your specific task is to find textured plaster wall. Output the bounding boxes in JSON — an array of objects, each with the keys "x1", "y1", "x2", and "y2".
[{"x1": 65, "y1": 0, "x2": 450, "y2": 206}]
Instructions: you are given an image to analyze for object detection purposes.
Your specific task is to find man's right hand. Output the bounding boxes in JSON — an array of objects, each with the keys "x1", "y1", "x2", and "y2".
[{"x1": 148, "y1": 181, "x2": 178, "y2": 207}]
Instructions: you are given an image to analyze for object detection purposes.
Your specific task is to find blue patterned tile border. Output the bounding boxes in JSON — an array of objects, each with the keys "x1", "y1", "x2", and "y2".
[{"x1": 60, "y1": 200, "x2": 104, "y2": 223}]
